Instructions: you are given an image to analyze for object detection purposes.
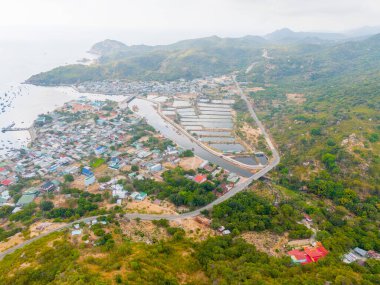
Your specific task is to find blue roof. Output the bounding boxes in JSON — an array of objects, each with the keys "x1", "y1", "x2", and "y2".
[
  {"x1": 82, "y1": 167, "x2": 93, "y2": 176},
  {"x1": 354, "y1": 247, "x2": 367, "y2": 256}
]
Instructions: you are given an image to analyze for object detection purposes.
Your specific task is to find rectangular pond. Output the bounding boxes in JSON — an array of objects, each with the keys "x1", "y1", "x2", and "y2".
[
  {"x1": 210, "y1": 143, "x2": 246, "y2": 153},
  {"x1": 199, "y1": 137, "x2": 236, "y2": 143},
  {"x1": 193, "y1": 131, "x2": 232, "y2": 136}
]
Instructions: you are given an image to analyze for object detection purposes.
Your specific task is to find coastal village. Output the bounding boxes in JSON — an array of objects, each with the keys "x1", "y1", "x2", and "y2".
[
  {"x1": 1, "y1": 76, "x2": 378, "y2": 268},
  {"x1": 0, "y1": 96, "x2": 245, "y2": 212},
  {"x1": 0, "y1": 77, "x2": 256, "y2": 252}
]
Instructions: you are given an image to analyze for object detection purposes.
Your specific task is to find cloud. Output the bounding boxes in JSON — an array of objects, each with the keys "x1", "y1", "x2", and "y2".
[{"x1": 0, "y1": 0, "x2": 380, "y2": 43}]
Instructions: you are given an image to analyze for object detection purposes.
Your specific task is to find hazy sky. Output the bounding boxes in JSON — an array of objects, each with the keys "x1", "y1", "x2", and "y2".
[{"x1": 1, "y1": 0, "x2": 380, "y2": 44}]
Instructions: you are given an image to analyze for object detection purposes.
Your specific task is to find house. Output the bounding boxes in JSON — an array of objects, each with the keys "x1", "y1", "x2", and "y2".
[
  {"x1": 24, "y1": 187, "x2": 40, "y2": 196},
  {"x1": 0, "y1": 190, "x2": 10, "y2": 200},
  {"x1": 288, "y1": 242, "x2": 329, "y2": 264},
  {"x1": 0, "y1": 197, "x2": 8, "y2": 206},
  {"x1": 288, "y1": 249, "x2": 310, "y2": 264},
  {"x1": 149, "y1": 163, "x2": 162, "y2": 172},
  {"x1": 71, "y1": 229, "x2": 82, "y2": 236},
  {"x1": 12, "y1": 207, "x2": 22, "y2": 214},
  {"x1": 85, "y1": 175, "x2": 96, "y2": 186},
  {"x1": 0, "y1": 167, "x2": 9, "y2": 176},
  {"x1": 135, "y1": 174, "x2": 145, "y2": 181},
  {"x1": 354, "y1": 247, "x2": 368, "y2": 257},
  {"x1": 137, "y1": 150, "x2": 152, "y2": 159},
  {"x1": 108, "y1": 157, "x2": 120, "y2": 169},
  {"x1": 212, "y1": 167, "x2": 222, "y2": 177},
  {"x1": 166, "y1": 145, "x2": 178, "y2": 155},
  {"x1": 63, "y1": 165, "x2": 79, "y2": 175},
  {"x1": 136, "y1": 192, "x2": 147, "y2": 201},
  {"x1": 304, "y1": 214, "x2": 313, "y2": 223},
  {"x1": 194, "y1": 174, "x2": 207, "y2": 184},
  {"x1": 1, "y1": 179, "x2": 13, "y2": 186},
  {"x1": 40, "y1": 181, "x2": 56, "y2": 192},
  {"x1": 130, "y1": 191, "x2": 147, "y2": 201},
  {"x1": 367, "y1": 250, "x2": 380, "y2": 260},
  {"x1": 16, "y1": 193, "x2": 36, "y2": 207},
  {"x1": 227, "y1": 173, "x2": 240, "y2": 184},
  {"x1": 94, "y1": 145, "x2": 107, "y2": 156},
  {"x1": 130, "y1": 192, "x2": 139, "y2": 200},
  {"x1": 343, "y1": 252, "x2": 359, "y2": 264},
  {"x1": 218, "y1": 226, "x2": 225, "y2": 232},
  {"x1": 112, "y1": 185, "x2": 128, "y2": 199},
  {"x1": 81, "y1": 167, "x2": 94, "y2": 177}
]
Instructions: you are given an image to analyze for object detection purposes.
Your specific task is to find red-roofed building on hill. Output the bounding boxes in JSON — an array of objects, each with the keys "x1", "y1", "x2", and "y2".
[
  {"x1": 193, "y1": 174, "x2": 207, "y2": 184},
  {"x1": 288, "y1": 242, "x2": 329, "y2": 265},
  {"x1": 1, "y1": 179, "x2": 13, "y2": 186}
]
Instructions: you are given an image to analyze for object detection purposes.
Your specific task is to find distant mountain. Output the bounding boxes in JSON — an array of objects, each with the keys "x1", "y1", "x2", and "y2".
[
  {"x1": 25, "y1": 31, "x2": 380, "y2": 85},
  {"x1": 344, "y1": 26, "x2": 380, "y2": 39},
  {"x1": 89, "y1": 39, "x2": 127, "y2": 55},
  {"x1": 26, "y1": 36, "x2": 267, "y2": 84},
  {"x1": 265, "y1": 28, "x2": 345, "y2": 42}
]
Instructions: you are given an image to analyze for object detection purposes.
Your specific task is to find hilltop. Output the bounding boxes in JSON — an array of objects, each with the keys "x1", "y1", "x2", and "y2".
[{"x1": 26, "y1": 30, "x2": 380, "y2": 85}]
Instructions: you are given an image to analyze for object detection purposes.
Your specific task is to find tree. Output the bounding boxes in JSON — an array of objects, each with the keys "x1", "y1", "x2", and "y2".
[
  {"x1": 40, "y1": 200, "x2": 54, "y2": 212},
  {"x1": 64, "y1": 174, "x2": 74, "y2": 183},
  {"x1": 180, "y1": 150, "x2": 194, "y2": 157},
  {"x1": 322, "y1": 153, "x2": 337, "y2": 171},
  {"x1": 131, "y1": 165, "x2": 139, "y2": 172}
]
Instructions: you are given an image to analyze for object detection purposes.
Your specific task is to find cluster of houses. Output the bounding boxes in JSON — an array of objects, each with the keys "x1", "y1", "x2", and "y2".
[
  {"x1": 287, "y1": 242, "x2": 329, "y2": 265},
  {"x1": 108, "y1": 183, "x2": 147, "y2": 205},
  {"x1": 342, "y1": 247, "x2": 380, "y2": 265},
  {"x1": 1, "y1": 180, "x2": 59, "y2": 213},
  {"x1": 0, "y1": 98, "x2": 190, "y2": 211},
  {"x1": 71, "y1": 218, "x2": 107, "y2": 237},
  {"x1": 75, "y1": 79, "x2": 204, "y2": 96}
]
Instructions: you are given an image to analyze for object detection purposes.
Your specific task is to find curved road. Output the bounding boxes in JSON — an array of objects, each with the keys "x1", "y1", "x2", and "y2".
[{"x1": 0, "y1": 78, "x2": 280, "y2": 260}]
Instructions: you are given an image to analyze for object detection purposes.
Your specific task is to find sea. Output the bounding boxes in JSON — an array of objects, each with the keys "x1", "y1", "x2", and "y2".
[{"x1": 0, "y1": 38, "x2": 124, "y2": 157}]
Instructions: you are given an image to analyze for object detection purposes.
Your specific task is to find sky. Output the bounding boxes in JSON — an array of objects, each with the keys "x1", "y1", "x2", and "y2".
[{"x1": 1, "y1": 0, "x2": 380, "y2": 45}]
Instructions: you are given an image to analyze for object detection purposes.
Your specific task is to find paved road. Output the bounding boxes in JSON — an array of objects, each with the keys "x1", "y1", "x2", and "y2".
[{"x1": 0, "y1": 79, "x2": 280, "y2": 260}]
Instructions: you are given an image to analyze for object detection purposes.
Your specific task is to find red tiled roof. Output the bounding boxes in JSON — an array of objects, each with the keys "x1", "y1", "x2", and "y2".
[
  {"x1": 1, "y1": 179, "x2": 12, "y2": 186},
  {"x1": 288, "y1": 242, "x2": 328, "y2": 264},
  {"x1": 287, "y1": 249, "x2": 312, "y2": 264},
  {"x1": 304, "y1": 213, "x2": 312, "y2": 220},
  {"x1": 194, "y1": 174, "x2": 207, "y2": 183}
]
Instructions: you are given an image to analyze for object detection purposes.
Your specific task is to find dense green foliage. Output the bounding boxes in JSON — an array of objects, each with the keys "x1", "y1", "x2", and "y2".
[
  {"x1": 1, "y1": 231, "x2": 379, "y2": 285},
  {"x1": 211, "y1": 192, "x2": 312, "y2": 238},
  {"x1": 133, "y1": 167, "x2": 216, "y2": 208},
  {"x1": 26, "y1": 36, "x2": 267, "y2": 84},
  {"x1": 197, "y1": 236, "x2": 380, "y2": 285}
]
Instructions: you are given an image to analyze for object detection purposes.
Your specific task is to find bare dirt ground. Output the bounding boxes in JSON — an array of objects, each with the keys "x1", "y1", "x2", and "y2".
[
  {"x1": 286, "y1": 93, "x2": 306, "y2": 104},
  {"x1": 287, "y1": 239, "x2": 311, "y2": 248},
  {"x1": 245, "y1": 87, "x2": 265, "y2": 93},
  {"x1": 124, "y1": 199, "x2": 178, "y2": 215},
  {"x1": 179, "y1": 156, "x2": 204, "y2": 171},
  {"x1": 341, "y1": 133, "x2": 365, "y2": 151},
  {"x1": 241, "y1": 123, "x2": 261, "y2": 143},
  {"x1": 0, "y1": 233, "x2": 24, "y2": 252},
  {"x1": 0, "y1": 222, "x2": 65, "y2": 252},
  {"x1": 175, "y1": 93, "x2": 198, "y2": 100},
  {"x1": 120, "y1": 219, "x2": 168, "y2": 243},
  {"x1": 241, "y1": 231, "x2": 288, "y2": 257},
  {"x1": 172, "y1": 218, "x2": 215, "y2": 241}
]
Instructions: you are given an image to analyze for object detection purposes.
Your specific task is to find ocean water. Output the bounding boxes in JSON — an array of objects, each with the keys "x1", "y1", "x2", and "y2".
[{"x1": 0, "y1": 39, "x2": 107, "y2": 156}]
